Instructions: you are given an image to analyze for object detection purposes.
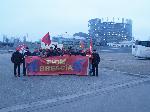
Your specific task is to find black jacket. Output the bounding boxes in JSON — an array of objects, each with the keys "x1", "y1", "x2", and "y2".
[
  {"x1": 47, "y1": 51, "x2": 56, "y2": 57},
  {"x1": 24, "y1": 51, "x2": 32, "y2": 57},
  {"x1": 92, "y1": 52, "x2": 100, "y2": 65},
  {"x1": 11, "y1": 51, "x2": 23, "y2": 64},
  {"x1": 23, "y1": 51, "x2": 32, "y2": 61}
]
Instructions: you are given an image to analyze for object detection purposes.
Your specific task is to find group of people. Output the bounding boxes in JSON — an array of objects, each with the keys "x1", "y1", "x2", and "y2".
[
  {"x1": 11, "y1": 47, "x2": 31, "y2": 77},
  {"x1": 32, "y1": 46, "x2": 89, "y2": 57},
  {"x1": 11, "y1": 45, "x2": 100, "y2": 77}
]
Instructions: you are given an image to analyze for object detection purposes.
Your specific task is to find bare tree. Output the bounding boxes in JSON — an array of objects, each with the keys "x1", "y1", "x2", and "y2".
[
  {"x1": 23, "y1": 36, "x2": 26, "y2": 43},
  {"x1": 3, "y1": 35, "x2": 10, "y2": 43}
]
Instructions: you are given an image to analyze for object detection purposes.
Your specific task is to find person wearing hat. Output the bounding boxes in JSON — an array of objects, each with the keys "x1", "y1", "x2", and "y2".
[
  {"x1": 22, "y1": 47, "x2": 31, "y2": 76},
  {"x1": 91, "y1": 49, "x2": 100, "y2": 76},
  {"x1": 11, "y1": 48, "x2": 23, "y2": 77}
]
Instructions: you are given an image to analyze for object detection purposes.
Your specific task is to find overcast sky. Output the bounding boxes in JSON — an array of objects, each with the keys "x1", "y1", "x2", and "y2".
[{"x1": 0, "y1": 0, "x2": 150, "y2": 41}]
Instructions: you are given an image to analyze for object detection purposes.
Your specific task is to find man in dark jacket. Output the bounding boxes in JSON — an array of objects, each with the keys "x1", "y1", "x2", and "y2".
[
  {"x1": 47, "y1": 47, "x2": 55, "y2": 57},
  {"x1": 32, "y1": 48, "x2": 40, "y2": 56},
  {"x1": 23, "y1": 47, "x2": 31, "y2": 76},
  {"x1": 11, "y1": 49, "x2": 23, "y2": 77},
  {"x1": 92, "y1": 49, "x2": 100, "y2": 76},
  {"x1": 56, "y1": 48, "x2": 63, "y2": 56}
]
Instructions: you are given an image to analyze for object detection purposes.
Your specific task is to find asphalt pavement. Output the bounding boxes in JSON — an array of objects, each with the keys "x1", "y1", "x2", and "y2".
[{"x1": 28, "y1": 81, "x2": 150, "y2": 112}]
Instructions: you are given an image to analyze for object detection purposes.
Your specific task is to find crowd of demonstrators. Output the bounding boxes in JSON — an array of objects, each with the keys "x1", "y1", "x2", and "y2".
[
  {"x1": 11, "y1": 47, "x2": 32, "y2": 77},
  {"x1": 11, "y1": 45, "x2": 100, "y2": 77},
  {"x1": 32, "y1": 46, "x2": 87, "y2": 57}
]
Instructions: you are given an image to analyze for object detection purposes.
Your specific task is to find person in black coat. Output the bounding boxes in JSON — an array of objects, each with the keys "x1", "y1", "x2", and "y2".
[
  {"x1": 32, "y1": 48, "x2": 40, "y2": 56},
  {"x1": 22, "y1": 47, "x2": 31, "y2": 76},
  {"x1": 47, "y1": 47, "x2": 56, "y2": 57},
  {"x1": 56, "y1": 48, "x2": 63, "y2": 56},
  {"x1": 11, "y1": 49, "x2": 23, "y2": 77},
  {"x1": 92, "y1": 49, "x2": 100, "y2": 76}
]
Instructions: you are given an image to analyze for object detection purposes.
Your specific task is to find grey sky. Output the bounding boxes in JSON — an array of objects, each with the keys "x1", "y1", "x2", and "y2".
[{"x1": 0, "y1": 0, "x2": 150, "y2": 41}]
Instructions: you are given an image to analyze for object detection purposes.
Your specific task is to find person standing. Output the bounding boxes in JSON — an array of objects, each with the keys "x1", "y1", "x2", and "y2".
[
  {"x1": 11, "y1": 48, "x2": 23, "y2": 77},
  {"x1": 23, "y1": 47, "x2": 31, "y2": 76},
  {"x1": 92, "y1": 49, "x2": 100, "y2": 76},
  {"x1": 47, "y1": 47, "x2": 55, "y2": 57},
  {"x1": 32, "y1": 48, "x2": 40, "y2": 56}
]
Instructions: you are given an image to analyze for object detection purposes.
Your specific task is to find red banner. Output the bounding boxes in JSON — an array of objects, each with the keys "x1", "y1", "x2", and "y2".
[{"x1": 25, "y1": 55, "x2": 89, "y2": 76}]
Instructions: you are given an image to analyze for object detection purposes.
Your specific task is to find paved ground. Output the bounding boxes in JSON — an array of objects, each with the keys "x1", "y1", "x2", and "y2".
[
  {"x1": 0, "y1": 47, "x2": 150, "y2": 112},
  {"x1": 100, "y1": 52, "x2": 150, "y2": 75},
  {"x1": 27, "y1": 82, "x2": 150, "y2": 112}
]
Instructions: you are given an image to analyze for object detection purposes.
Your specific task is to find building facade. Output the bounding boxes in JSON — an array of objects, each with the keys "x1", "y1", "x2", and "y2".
[{"x1": 88, "y1": 18, "x2": 132, "y2": 45}]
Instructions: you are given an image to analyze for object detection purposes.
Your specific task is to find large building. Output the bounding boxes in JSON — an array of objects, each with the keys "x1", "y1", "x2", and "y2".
[{"x1": 88, "y1": 18, "x2": 132, "y2": 45}]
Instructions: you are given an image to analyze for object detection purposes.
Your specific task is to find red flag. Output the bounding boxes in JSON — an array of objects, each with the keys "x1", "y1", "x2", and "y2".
[
  {"x1": 16, "y1": 44, "x2": 27, "y2": 51},
  {"x1": 41, "y1": 32, "x2": 51, "y2": 46},
  {"x1": 90, "y1": 38, "x2": 93, "y2": 54},
  {"x1": 80, "y1": 40, "x2": 84, "y2": 49}
]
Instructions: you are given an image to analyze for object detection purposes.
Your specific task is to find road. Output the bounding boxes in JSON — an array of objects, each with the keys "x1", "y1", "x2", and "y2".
[
  {"x1": 4, "y1": 78, "x2": 148, "y2": 112},
  {"x1": 22, "y1": 81, "x2": 150, "y2": 112}
]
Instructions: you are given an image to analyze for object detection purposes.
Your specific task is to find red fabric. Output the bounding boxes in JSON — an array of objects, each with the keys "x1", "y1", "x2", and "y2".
[
  {"x1": 90, "y1": 38, "x2": 93, "y2": 54},
  {"x1": 25, "y1": 55, "x2": 89, "y2": 76},
  {"x1": 41, "y1": 32, "x2": 51, "y2": 45},
  {"x1": 80, "y1": 40, "x2": 84, "y2": 49},
  {"x1": 16, "y1": 44, "x2": 27, "y2": 51},
  {"x1": 86, "y1": 53, "x2": 93, "y2": 63}
]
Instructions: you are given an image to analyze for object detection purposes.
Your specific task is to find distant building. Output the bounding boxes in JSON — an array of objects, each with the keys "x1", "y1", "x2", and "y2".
[
  {"x1": 107, "y1": 41, "x2": 133, "y2": 47},
  {"x1": 88, "y1": 18, "x2": 132, "y2": 45},
  {"x1": 52, "y1": 36, "x2": 90, "y2": 49}
]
